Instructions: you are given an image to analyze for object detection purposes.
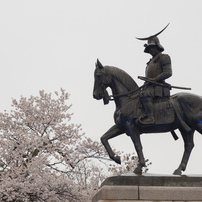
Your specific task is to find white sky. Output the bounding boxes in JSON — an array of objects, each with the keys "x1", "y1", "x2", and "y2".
[{"x1": 1, "y1": 0, "x2": 202, "y2": 175}]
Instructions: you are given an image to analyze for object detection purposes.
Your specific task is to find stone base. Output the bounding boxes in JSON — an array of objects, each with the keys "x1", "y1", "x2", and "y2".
[{"x1": 92, "y1": 173, "x2": 202, "y2": 202}]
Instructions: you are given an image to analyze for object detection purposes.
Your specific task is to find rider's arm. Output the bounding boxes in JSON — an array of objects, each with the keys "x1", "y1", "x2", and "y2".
[{"x1": 155, "y1": 54, "x2": 172, "y2": 82}]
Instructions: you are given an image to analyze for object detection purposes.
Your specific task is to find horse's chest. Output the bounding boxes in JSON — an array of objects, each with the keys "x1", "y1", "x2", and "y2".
[{"x1": 114, "y1": 100, "x2": 138, "y2": 126}]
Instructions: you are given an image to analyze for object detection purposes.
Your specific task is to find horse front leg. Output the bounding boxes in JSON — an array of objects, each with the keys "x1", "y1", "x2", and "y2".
[
  {"x1": 173, "y1": 129, "x2": 195, "y2": 175},
  {"x1": 126, "y1": 121, "x2": 145, "y2": 174},
  {"x1": 100, "y1": 125, "x2": 124, "y2": 164}
]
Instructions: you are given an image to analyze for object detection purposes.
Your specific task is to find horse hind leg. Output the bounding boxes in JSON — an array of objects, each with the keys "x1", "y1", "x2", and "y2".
[{"x1": 173, "y1": 129, "x2": 194, "y2": 175}]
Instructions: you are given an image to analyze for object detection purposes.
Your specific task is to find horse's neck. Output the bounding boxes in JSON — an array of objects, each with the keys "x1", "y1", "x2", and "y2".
[
  {"x1": 110, "y1": 78, "x2": 137, "y2": 108},
  {"x1": 105, "y1": 66, "x2": 139, "y2": 107},
  {"x1": 110, "y1": 79, "x2": 127, "y2": 95}
]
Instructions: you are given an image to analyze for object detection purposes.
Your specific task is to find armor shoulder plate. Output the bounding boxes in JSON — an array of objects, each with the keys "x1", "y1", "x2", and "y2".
[{"x1": 160, "y1": 54, "x2": 171, "y2": 65}]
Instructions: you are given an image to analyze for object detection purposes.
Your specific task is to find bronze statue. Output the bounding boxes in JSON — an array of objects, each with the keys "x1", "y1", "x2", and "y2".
[{"x1": 93, "y1": 25, "x2": 202, "y2": 175}]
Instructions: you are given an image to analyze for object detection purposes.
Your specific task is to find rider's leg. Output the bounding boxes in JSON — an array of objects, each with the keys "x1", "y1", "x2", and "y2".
[{"x1": 139, "y1": 91, "x2": 155, "y2": 124}]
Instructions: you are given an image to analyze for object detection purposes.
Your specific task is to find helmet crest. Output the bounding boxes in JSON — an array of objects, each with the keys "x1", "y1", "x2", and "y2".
[
  {"x1": 136, "y1": 23, "x2": 170, "y2": 53},
  {"x1": 136, "y1": 23, "x2": 170, "y2": 41}
]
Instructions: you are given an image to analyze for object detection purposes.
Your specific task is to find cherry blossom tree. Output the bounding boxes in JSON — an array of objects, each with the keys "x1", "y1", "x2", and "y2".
[
  {"x1": 0, "y1": 89, "x2": 150, "y2": 201},
  {"x1": 0, "y1": 89, "x2": 109, "y2": 201}
]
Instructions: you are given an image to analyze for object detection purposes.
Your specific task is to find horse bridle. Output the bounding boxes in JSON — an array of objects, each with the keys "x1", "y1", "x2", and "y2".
[{"x1": 108, "y1": 83, "x2": 148, "y2": 101}]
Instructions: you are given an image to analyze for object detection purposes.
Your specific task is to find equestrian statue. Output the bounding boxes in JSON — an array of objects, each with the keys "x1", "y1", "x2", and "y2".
[{"x1": 93, "y1": 24, "x2": 202, "y2": 175}]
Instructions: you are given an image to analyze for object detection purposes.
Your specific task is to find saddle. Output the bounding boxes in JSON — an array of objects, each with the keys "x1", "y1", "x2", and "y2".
[
  {"x1": 137, "y1": 97, "x2": 175, "y2": 125},
  {"x1": 117, "y1": 96, "x2": 179, "y2": 140},
  {"x1": 136, "y1": 97, "x2": 179, "y2": 140}
]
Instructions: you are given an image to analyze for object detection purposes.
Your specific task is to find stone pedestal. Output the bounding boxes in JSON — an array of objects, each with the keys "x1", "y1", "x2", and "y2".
[{"x1": 92, "y1": 173, "x2": 202, "y2": 202}]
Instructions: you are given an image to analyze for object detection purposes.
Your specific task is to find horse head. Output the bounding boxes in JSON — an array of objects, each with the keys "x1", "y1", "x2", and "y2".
[
  {"x1": 93, "y1": 59, "x2": 112, "y2": 104},
  {"x1": 93, "y1": 59, "x2": 139, "y2": 106}
]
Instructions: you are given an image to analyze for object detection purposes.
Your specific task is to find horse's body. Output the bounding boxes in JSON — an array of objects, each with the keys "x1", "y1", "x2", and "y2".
[{"x1": 93, "y1": 60, "x2": 202, "y2": 175}]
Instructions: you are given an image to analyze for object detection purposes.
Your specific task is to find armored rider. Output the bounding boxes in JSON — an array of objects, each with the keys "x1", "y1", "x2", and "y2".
[{"x1": 137, "y1": 27, "x2": 172, "y2": 125}]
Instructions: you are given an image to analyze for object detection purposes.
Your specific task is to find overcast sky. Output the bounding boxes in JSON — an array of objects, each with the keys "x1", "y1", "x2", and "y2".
[{"x1": 1, "y1": 1, "x2": 202, "y2": 175}]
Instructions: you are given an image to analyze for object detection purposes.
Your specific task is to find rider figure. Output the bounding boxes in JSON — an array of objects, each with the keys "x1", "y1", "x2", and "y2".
[{"x1": 139, "y1": 36, "x2": 172, "y2": 124}]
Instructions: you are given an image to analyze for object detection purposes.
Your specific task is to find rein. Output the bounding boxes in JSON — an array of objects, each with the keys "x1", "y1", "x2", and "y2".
[{"x1": 109, "y1": 83, "x2": 148, "y2": 101}]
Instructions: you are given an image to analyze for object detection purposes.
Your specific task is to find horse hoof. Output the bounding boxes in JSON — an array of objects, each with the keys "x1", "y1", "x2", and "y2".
[
  {"x1": 134, "y1": 166, "x2": 142, "y2": 174},
  {"x1": 173, "y1": 169, "x2": 182, "y2": 175},
  {"x1": 114, "y1": 155, "x2": 121, "y2": 164}
]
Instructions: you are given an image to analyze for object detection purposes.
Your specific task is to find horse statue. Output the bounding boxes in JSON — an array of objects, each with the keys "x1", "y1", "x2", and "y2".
[{"x1": 93, "y1": 59, "x2": 202, "y2": 175}]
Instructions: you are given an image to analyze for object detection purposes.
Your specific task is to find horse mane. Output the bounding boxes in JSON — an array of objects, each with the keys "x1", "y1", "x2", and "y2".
[{"x1": 104, "y1": 66, "x2": 138, "y2": 91}]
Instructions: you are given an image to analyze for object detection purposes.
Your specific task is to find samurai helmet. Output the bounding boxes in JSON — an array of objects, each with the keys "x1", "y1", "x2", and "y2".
[
  {"x1": 144, "y1": 36, "x2": 164, "y2": 53},
  {"x1": 136, "y1": 23, "x2": 169, "y2": 53}
]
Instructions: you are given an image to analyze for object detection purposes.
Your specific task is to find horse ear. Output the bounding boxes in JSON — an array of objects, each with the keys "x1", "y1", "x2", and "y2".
[{"x1": 96, "y1": 58, "x2": 103, "y2": 69}]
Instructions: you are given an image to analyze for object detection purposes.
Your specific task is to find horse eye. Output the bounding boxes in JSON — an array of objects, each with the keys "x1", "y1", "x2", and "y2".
[{"x1": 96, "y1": 73, "x2": 102, "y2": 79}]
